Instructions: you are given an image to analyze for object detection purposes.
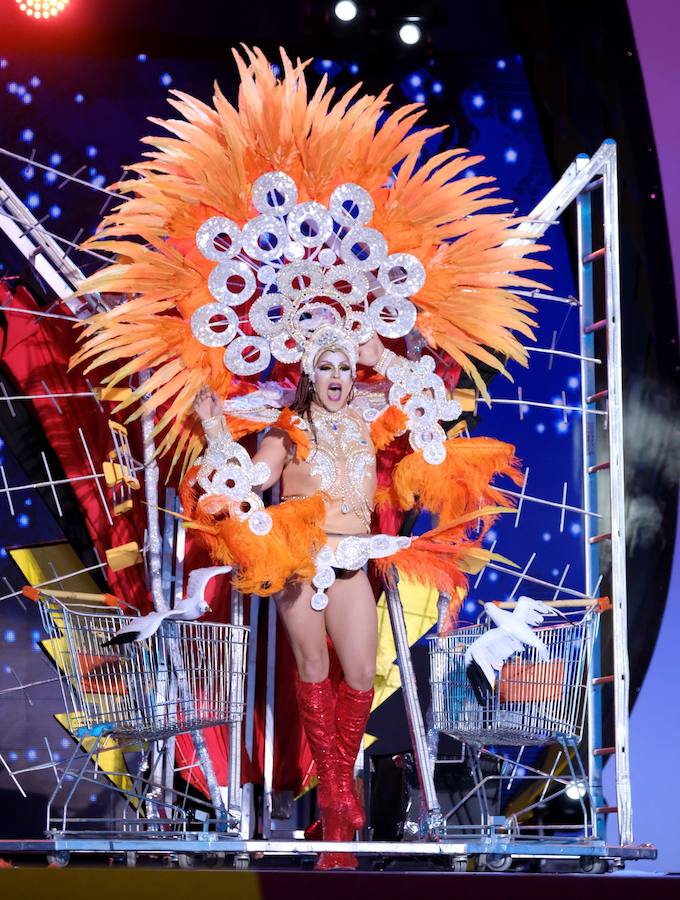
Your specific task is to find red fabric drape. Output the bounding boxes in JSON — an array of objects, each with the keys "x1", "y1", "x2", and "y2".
[
  {"x1": 1, "y1": 283, "x2": 149, "y2": 609},
  {"x1": 0, "y1": 282, "x2": 316, "y2": 797}
]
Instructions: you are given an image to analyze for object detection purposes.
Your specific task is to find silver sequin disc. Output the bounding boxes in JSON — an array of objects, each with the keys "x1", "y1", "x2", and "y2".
[
  {"x1": 311, "y1": 591, "x2": 329, "y2": 611},
  {"x1": 242, "y1": 215, "x2": 289, "y2": 263},
  {"x1": 340, "y1": 225, "x2": 388, "y2": 271},
  {"x1": 287, "y1": 201, "x2": 334, "y2": 249},
  {"x1": 378, "y1": 252, "x2": 426, "y2": 297},
  {"x1": 196, "y1": 216, "x2": 242, "y2": 262},
  {"x1": 329, "y1": 182, "x2": 375, "y2": 228},
  {"x1": 368, "y1": 294, "x2": 417, "y2": 338},
  {"x1": 207, "y1": 259, "x2": 257, "y2": 307},
  {"x1": 190, "y1": 303, "x2": 238, "y2": 347},
  {"x1": 251, "y1": 171, "x2": 298, "y2": 217},
  {"x1": 224, "y1": 335, "x2": 271, "y2": 376}
]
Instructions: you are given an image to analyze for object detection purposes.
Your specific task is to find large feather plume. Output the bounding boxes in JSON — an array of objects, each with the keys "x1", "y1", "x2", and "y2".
[{"x1": 70, "y1": 46, "x2": 548, "y2": 475}]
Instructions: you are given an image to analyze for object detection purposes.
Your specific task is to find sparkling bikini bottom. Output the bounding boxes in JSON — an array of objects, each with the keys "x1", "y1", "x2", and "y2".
[{"x1": 310, "y1": 533, "x2": 411, "y2": 611}]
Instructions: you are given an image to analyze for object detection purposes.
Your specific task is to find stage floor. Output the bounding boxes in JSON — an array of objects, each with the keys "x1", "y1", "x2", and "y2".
[{"x1": 0, "y1": 862, "x2": 678, "y2": 900}]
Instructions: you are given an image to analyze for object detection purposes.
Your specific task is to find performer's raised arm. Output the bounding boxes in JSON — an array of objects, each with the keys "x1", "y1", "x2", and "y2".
[{"x1": 251, "y1": 430, "x2": 294, "y2": 491}]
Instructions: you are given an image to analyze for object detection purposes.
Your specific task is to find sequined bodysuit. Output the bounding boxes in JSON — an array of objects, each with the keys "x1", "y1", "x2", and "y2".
[{"x1": 281, "y1": 403, "x2": 377, "y2": 539}]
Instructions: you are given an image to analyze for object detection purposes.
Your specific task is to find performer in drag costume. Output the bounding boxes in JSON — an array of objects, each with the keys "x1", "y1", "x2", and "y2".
[{"x1": 70, "y1": 47, "x2": 548, "y2": 869}]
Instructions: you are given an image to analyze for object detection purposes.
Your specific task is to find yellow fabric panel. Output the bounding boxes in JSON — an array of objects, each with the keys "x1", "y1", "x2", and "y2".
[
  {"x1": 454, "y1": 386, "x2": 477, "y2": 412},
  {"x1": 105, "y1": 541, "x2": 142, "y2": 571},
  {"x1": 55, "y1": 713, "x2": 137, "y2": 797},
  {"x1": 0, "y1": 870, "x2": 263, "y2": 899},
  {"x1": 372, "y1": 575, "x2": 440, "y2": 713},
  {"x1": 11, "y1": 544, "x2": 104, "y2": 599}
]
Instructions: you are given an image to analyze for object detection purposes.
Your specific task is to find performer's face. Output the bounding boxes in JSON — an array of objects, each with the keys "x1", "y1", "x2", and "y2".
[{"x1": 314, "y1": 350, "x2": 354, "y2": 411}]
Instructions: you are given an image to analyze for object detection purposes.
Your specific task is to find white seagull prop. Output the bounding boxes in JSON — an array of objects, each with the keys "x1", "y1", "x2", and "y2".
[
  {"x1": 465, "y1": 596, "x2": 570, "y2": 705},
  {"x1": 101, "y1": 565, "x2": 232, "y2": 647}
]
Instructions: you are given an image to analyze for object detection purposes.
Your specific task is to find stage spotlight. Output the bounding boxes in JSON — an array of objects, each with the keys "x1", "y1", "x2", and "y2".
[
  {"x1": 399, "y1": 22, "x2": 422, "y2": 45},
  {"x1": 16, "y1": 0, "x2": 70, "y2": 19},
  {"x1": 334, "y1": 1, "x2": 357, "y2": 22},
  {"x1": 565, "y1": 781, "x2": 587, "y2": 801}
]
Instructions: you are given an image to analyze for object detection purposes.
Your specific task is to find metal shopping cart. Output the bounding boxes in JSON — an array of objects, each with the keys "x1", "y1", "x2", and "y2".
[
  {"x1": 424, "y1": 601, "x2": 611, "y2": 865},
  {"x1": 429, "y1": 604, "x2": 599, "y2": 747},
  {"x1": 36, "y1": 594, "x2": 249, "y2": 850}
]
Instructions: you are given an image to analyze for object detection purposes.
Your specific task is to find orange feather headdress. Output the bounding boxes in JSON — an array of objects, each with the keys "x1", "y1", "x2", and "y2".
[{"x1": 70, "y1": 46, "x2": 548, "y2": 477}]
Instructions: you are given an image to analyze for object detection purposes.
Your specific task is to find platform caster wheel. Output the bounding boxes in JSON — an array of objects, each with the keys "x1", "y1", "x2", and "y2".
[
  {"x1": 233, "y1": 853, "x2": 250, "y2": 870},
  {"x1": 449, "y1": 857, "x2": 468, "y2": 872},
  {"x1": 202, "y1": 852, "x2": 226, "y2": 868},
  {"x1": 47, "y1": 851, "x2": 70, "y2": 868},
  {"x1": 125, "y1": 852, "x2": 138, "y2": 868},
  {"x1": 483, "y1": 854, "x2": 512, "y2": 872},
  {"x1": 178, "y1": 853, "x2": 195, "y2": 869},
  {"x1": 578, "y1": 856, "x2": 609, "y2": 874}
]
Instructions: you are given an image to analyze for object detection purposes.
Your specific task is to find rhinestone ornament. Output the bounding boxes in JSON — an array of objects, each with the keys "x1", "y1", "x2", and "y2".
[
  {"x1": 317, "y1": 248, "x2": 337, "y2": 266},
  {"x1": 207, "y1": 259, "x2": 256, "y2": 306},
  {"x1": 368, "y1": 294, "x2": 417, "y2": 338},
  {"x1": 324, "y1": 264, "x2": 369, "y2": 305},
  {"x1": 224, "y1": 335, "x2": 271, "y2": 376},
  {"x1": 248, "y1": 295, "x2": 291, "y2": 337},
  {"x1": 378, "y1": 253, "x2": 426, "y2": 296},
  {"x1": 329, "y1": 182, "x2": 374, "y2": 227},
  {"x1": 276, "y1": 260, "x2": 324, "y2": 300},
  {"x1": 312, "y1": 566, "x2": 336, "y2": 590},
  {"x1": 190, "y1": 304, "x2": 238, "y2": 347},
  {"x1": 242, "y1": 215, "x2": 289, "y2": 263},
  {"x1": 287, "y1": 202, "x2": 333, "y2": 248},
  {"x1": 270, "y1": 332, "x2": 303, "y2": 363},
  {"x1": 248, "y1": 510, "x2": 273, "y2": 535},
  {"x1": 251, "y1": 171, "x2": 298, "y2": 216},
  {"x1": 340, "y1": 226, "x2": 388, "y2": 271},
  {"x1": 311, "y1": 592, "x2": 329, "y2": 611},
  {"x1": 196, "y1": 217, "x2": 242, "y2": 261}
]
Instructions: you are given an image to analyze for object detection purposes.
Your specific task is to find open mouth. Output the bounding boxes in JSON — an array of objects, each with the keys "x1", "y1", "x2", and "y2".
[{"x1": 327, "y1": 382, "x2": 342, "y2": 402}]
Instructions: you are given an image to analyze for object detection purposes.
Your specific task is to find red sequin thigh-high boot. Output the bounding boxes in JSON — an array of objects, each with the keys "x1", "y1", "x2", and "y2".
[
  {"x1": 335, "y1": 680, "x2": 374, "y2": 830},
  {"x1": 296, "y1": 678, "x2": 358, "y2": 870}
]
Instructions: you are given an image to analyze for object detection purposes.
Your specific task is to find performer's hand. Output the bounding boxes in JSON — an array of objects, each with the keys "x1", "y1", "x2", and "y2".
[
  {"x1": 194, "y1": 386, "x2": 222, "y2": 420},
  {"x1": 358, "y1": 333, "x2": 385, "y2": 368}
]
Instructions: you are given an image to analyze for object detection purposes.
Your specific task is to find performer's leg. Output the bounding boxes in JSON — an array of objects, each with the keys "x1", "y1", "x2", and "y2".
[
  {"x1": 276, "y1": 579, "x2": 329, "y2": 682},
  {"x1": 277, "y1": 581, "x2": 355, "y2": 869},
  {"x1": 325, "y1": 570, "x2": 377, "y2": 831},
  {"x1": 325, "y1": 569, "x2": 377, "y2": 690}
]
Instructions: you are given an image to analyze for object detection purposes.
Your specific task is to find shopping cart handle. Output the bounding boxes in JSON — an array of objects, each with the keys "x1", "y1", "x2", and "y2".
[
  {"x1": 483, "y1": 597, "x2": 609, "y2": 611},
  {"x1": 21, "y1": 585, "x2": 124, "y2": 606}
]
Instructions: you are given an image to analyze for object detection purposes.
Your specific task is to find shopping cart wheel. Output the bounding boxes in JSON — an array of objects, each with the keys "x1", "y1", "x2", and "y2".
[
  {"x1": 578, "y1": 856, "x2": 609, "y2": 874},
  {"x1": 47, "y1": 851, "x2": 70, "y2": 868},
  {"x1": 482, "y1": 853, "x2": 512, "y2": 872},
  {"x1": 449, "y1": 856, "x2": 468, "y2": 872},
  {"x1": 177, "y1": 853, "x2": 195, "y2": 869},
  {"x1": 125, "y1": 852, "x2": 138, "y2": 868},
  {"x1": 233, "y1": 852, "x2": 250, "y2": 870}
]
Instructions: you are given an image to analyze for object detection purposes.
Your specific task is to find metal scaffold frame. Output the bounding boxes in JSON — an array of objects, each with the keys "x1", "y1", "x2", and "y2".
[{"x1": 0, "y1": 140, "x2": 653, "y2": 869}]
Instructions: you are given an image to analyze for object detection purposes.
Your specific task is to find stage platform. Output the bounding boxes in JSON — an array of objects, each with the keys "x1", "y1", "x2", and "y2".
[{"x1": 0, "y1": 865, "x2": 678, "y2": 900}]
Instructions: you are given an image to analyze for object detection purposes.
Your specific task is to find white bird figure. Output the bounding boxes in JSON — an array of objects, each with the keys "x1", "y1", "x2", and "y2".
[
  {"x1": 102, "y1": 565, "x2": 231, "y2": 647},
  {"x1": 185, "y1": 565, "x2": 233, "y2": 606},
  {"x1": 465, "y1": 596, "x2": 569, "y2": 704}
]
